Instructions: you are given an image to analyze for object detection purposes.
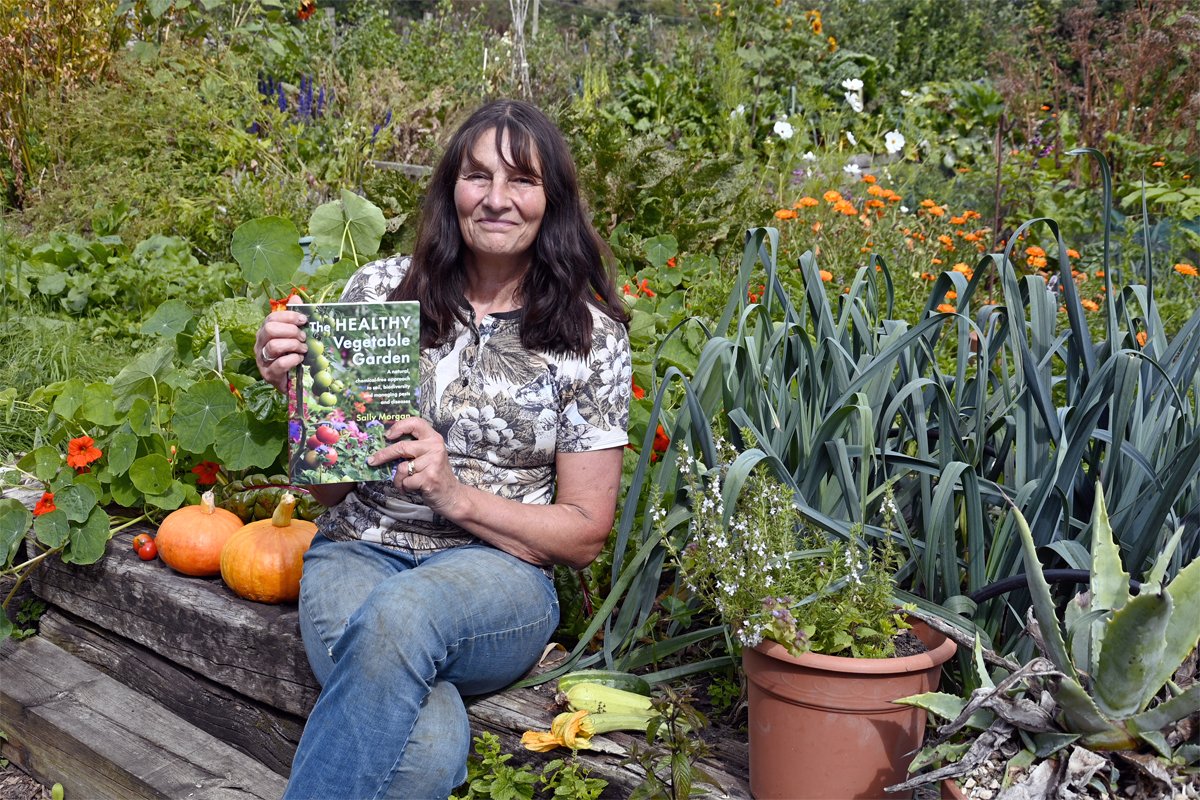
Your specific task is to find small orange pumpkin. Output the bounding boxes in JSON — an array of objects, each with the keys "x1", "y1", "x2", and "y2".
[
  {"x1": 220, "y1": 492, "x2": 317, "y2": 603},
  {"x1": 156, "y1": 490, "x2": 244, "y2": 577}
]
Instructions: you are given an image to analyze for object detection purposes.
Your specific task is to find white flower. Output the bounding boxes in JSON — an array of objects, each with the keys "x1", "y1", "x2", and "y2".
[
  {"x1": 885, "y1": 129, "x2": 906, "y2": 154},
  {"x1": 773, "y1": 119, "x2": 795, "y2": 140},
  {"x1": 845, "y1": 130, "x2": 857, "y2": 146},
  {"x1": 844, "y1": 92, "x2": 863, "y2": 113},
  {"x1": 841, "y1": 78, "x2": 863, "y2": 92},
  {"x1": 900, "y1": 89, "x2": 913, "y2": 98},
  {"x1": 730, "y1": 104, "x2": 746, "y2": 118},
  {"x1": 843, "y1": 162, "x2": 861, "y2": 175},
  {"x1": 802, "y1": 150, "x2": 817, "y2": 162},
  {"x1": 900, "y1": 205, "x2": 910, "y2": 213}
]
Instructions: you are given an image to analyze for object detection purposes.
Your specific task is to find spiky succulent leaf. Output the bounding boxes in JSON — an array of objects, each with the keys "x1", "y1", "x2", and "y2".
[
  {"x1": 1089, "y1": 487, "x2": 1129, "y2": 612},
  {"x1": 1012, "y1": 503, "x2": 1076, "y2": 678},
  {"x1": 1142, "y1": 525, "x2": 1184, "y2": 592},
  {"x1": 1055, "y1": 676, "x2": 1127, "y2": 741},
  {"x1": 1143, "y1": 555, "x2": 1200, "y2": 696},
  {"x1": 1094, "y1": 590, "x2": 1171, "y2": 718},
  {"x1": 894, "y1": 692, "x2": 967, "y2": 720},
  {"x1": 1128, "y1": 680, "x2": 1200, "y2": 742}
]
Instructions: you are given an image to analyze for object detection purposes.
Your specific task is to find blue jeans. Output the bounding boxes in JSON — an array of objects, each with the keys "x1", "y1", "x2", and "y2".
[{"x1": 284, "y1": 535, "x2": 560, "y2": 800}]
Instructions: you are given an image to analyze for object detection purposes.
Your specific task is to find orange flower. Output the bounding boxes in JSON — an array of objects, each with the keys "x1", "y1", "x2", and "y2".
[
  {"x1": 833, "y1": 200, "x2": 858, "y2": 216},
  {"x1": 861, "y1": 174, "x2": 877, "y2": 184},
  {"x1": 1025, "y1": 245, "x2": 1046, "y2": 258},
  {"x1": 796, "y1": 196, "x2": 820, "y2": 208},
  {"x1": 945, "y1": 290, "x2": 958, "y2": 300},
  {"x1": 297, "y1": 0, "x2": 316, "y2": 20},
  {"x1": 819, "y1": 269, "x2": 833, "y2": 282},
  {"x1": 949, "y1": 215, "x2": 966, "y2": 225},
  {"x1": 920, "y1": 199, "x2": 936, "y2": 208},
  {"x1": 883, "y1": 189, "x2": 902, "y2": 202},
  {"x1": 823, "y1": 190, "x2": 844, "y2": 204},
  {"x1": 1081, "y1": 299, "x2": 1100, "y2": 312},
  {"x1": 638, "y1": 278, "x2": 655, "y2": 297},
  {"x1": 936, "y1": 303, "x2": 956, "y2": 314},
  {"x1": 919, "y1": 272, "x2": 936, "y2": 281},
  {"x1": 1028, "y1": 255, "x2": 1048, "y2": 269},
  {"x1": 775, "y1": 208, "x2": 798, "y2": 220},
  {"x1": 1136, "y1": 331, "x2": 1148, "y2": 347},
  {"x1": 1067, "y1": 249, "x2": 1080, "y2": 259},
  {"x1": 952, "y1": 263, "x2": 974, "y2": 279},
  {"x1": 963, "y1": 210, "x2": 982, "y2": 220},
  {"x1": 652, "y1": 424, "x2": 670, "y2": 453},
  {"x1": 931, "y1": 257, "x2": 944, "y2": 265},
  {"x1": 33, "y1": 491, "x2": 56, "y2": 516},
  {"x1": 666, "y1": 257, "x2": 677, "y2": 268},
  {"x1": 811, "y1": 222, "x2": 822, "y2": 233},
  {"x1": 632, "y1": 378, "x2": 645, "y2": 400},
  {"x1": 937, "y1": 234, "x2": 955, "y2": 249},
  {"x1": 1175, "y1": 263, "x2": 1199, "y2": 277},
  {"x1": 269, "y1": 286, "x2": 307, "y2": 312},
  {"x1": 67, "y1": 435, "x2": 102, "y2": 471},
  {"x1": 865, "y1": 199, "x2": 885, "y2": 210},
  {"x1": 190, "y1": 461, "x2": 221, "y2": 485},
  {"x1": 1095, "y1": 269, "x2": 1105, "y2": 279},
  {"x1": 1152, "y1": 160, "x2": 1165, "y2": 167},
  {"x1": 927, "y1": 205, "x2": 945, "y2": 217}
]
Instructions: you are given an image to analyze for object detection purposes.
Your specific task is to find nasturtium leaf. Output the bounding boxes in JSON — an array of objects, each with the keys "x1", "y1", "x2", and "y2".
[
  {"x1": 142, "y1": 299, "x2": 194, "y2": 337},
  {"x1": 62, "y1": 506, "x2": 111, "y2": 565},
  {"x1": 81, "y1": 382, "x2": 120, "y2": 426},
  {"x1": 143, "y1": 480, "x2": 187, "y2": 511},
  {"x1": 106, "y1": 431, "x2": 139, "y2": 476},
  {"x1": 643, "y1": 234, "x2": 678, "y2": 268},
  {"x1": 130, "y1": 454, "x2": 174, "y2": 496},
  {"x1": 108, "y1": 472, "x2": 141, "y2": 508},
  {"x1": 0, "y1": 499, "x2": 33, "y2": 567},
  {"x1": 112, "y1": 345, "x2": 175, "y2": 412},
  {"x1": 309, "y1": 190, "x2": 385, "y2": 266},
  {"x1": 55, "y1": 482, "x2": 98, "y2": 523},
  {"x1": 52, "y1": 379, "x2": 86, "y2": 420},
  {"x1": 214, "y1": 411, "x2": 283, "y2": 470},
  {"x1": 36, "y1": 271, "x2": 67, "y2": 296},
  {"x1": 232, "y1": 216, "x2": 303, "y2": 286},
  {"x1": 127, "y1": 397, "x2": 155, "y2": 436},
  {"x1": 34, "y1": 510, "x2": 71, "y2": 548},
  {"x1": 174, "y1": 380, "x2": 238, "y2": 452},
  {"x1": 194, "y1": 297, "x2": 264, "y2": 358},
  {"x1": 18, "y1": 446, "x2": 62, "y2": 482}
]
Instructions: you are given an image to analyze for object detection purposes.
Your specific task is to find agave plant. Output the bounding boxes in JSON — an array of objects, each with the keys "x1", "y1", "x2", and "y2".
[{"x1": 892, "y1": 483, "x2": 1200, "y2": 796}]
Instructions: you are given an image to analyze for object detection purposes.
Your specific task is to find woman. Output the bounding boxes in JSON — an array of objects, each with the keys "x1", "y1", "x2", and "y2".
[{"x1": 254, "y1": 100, "x2": 631, "y2": 799}]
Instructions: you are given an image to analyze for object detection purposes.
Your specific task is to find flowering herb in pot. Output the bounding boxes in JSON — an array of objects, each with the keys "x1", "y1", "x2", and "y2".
[{"x1": 664, "y1": 440, "x2": 913, "y2": 659}]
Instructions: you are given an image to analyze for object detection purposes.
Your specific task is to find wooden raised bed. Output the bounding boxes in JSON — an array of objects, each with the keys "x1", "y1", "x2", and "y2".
[{"x1": 2, "y1": 523, "x2": 750, "y2": 798}]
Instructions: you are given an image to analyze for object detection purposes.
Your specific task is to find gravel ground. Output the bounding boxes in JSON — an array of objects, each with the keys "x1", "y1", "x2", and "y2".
[{"x1": 0, "y1": 764, "x2": 53, "y2": 800}]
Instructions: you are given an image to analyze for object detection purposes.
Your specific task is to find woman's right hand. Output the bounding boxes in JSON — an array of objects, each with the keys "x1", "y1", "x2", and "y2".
[{"x1": 255, "y1": 309, "x2": 309, "y2": 392}]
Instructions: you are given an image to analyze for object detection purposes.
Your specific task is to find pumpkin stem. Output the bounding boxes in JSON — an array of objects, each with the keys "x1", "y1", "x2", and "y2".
[
  {"x1": 272, "y1": 492, "x2": 297, "y2": 527},
  {"x1": 201, "y1": 490, "x2": 217, "y2": 514}
]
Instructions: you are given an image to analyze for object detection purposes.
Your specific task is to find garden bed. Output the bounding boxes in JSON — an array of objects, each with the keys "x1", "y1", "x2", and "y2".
[{"x1": 2, "y1": 522, "x2": 750, "y2": 798}]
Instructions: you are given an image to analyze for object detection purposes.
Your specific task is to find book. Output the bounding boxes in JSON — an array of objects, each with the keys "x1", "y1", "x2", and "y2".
[{"x1": 286, "y1": 300, "x2": 420, "y2": 484}]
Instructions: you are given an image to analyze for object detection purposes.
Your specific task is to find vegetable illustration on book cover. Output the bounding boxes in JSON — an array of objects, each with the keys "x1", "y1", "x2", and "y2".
[{"x1": 287, "y1": 300, "x2": 420, "y2": 484}]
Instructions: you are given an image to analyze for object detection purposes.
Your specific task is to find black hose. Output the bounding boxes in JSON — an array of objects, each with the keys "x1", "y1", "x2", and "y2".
[{"x1": 968, "y1": 569, "x2": 1142, "y2": 604}]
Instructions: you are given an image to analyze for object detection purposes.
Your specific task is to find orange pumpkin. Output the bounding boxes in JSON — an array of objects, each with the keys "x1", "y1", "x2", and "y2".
[
  {"x1": 220, "y1": 492, "x2": 317, "y2": 603},
  {"x1": 156, "y1": 490, "x2": 244, "y2": 577}
]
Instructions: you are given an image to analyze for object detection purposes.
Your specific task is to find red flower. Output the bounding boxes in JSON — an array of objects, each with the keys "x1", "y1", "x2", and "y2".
[
  {"x1": 270, "y1": 286, "x2": 307, "y2": 312},
  {"x1": 66, "y1": 435, "x2": 102, "y2": 471},
  {"x1": 33, "y1": 491, "x2": 56, "y2": 516},
  {"x1": 191, "y1": 461, "x2": 221, "y2": 485},
  {"x1": 666, "y1": 257, "x2": 677, "y2": 268},
  {"x1": 297, "y1": 0, "x2": 316, "y2": 20},
  {"x1": 632, "y1": 379, "x2": 645, "y2": 400},
  {"x1": 652, "y1": 424, "x2": 670, "y2": 453}
]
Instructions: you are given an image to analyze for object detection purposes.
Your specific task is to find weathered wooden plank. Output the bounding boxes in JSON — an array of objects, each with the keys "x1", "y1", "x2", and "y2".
[
  {"x1": 30, "y1": 527, "x2": 320, "y2": 717},
  {"x1": 38, "y1": 609, "x2": 304, "y2": 777},
  {"x1": 0, "y1": 635, "x2": 288, "y2": 800}
]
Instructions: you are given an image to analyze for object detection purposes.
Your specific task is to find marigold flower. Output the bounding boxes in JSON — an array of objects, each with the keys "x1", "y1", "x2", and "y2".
[
  {"x1": 945, "y1": 290, "x2": 958, "y2": 300},
  {"x1": 883, "y1": 189, "x2": 902, "y2": 202},
  {"x1": 937, "y1": 234, "x2": 955, "y2": 249},
  {"x1": 936, "y1": 303, "x2": 956, "y2": 314},
  {"x1": 834, "y1": 200, "x2": 858, "y2": 216},
  {"x1": 796, "y1": 196, "x2": 819, "y2": 207},
  {"x1": 1029, "y1": 255, "x2": 1048, "y2": 269},
  {"x1": 931, "y1": 258, "x2": 943, "y2": 265},
  {"x1": 1175, "y1": 263, "x2": 1199, "y2": 277},
  {"x1": 1136, "y1": 331, "x2": 1148, "y2": 347},
  {"x1": 963, "y1": 210, "x2": 982, "y2": 220},
  {"x1": 1152, "y1": 160, "x2": 1165, "y2": 167},
  {"x1": 1067, "y1": 249, "x2": 1080, "y2": 259},
  {"x1": 861, "y1": 174, "x2": 877, "y2": 184},
  {"x1": 1081, "y1": 299, "x2": 1100, "y2": 312},
  {"x1": 865, "y1": 199, "x2": 885, "y2": 210},
  {"x1": 1095, "y1": 270, "x2": 1105, "y2": 279},
  {"x1": 927, "y1": 205, "x2": 945, "y2": 217},
  {"x1": 33, "y1": 491, "x2": 56, "y2": 516},
  {"x1": 191, "y1": 461, "x2": 221, "y2": 486},
  {"x1": 67, "y1": 436, "x2": 103, "y2": 471},
  {"x1": 920, "y1": 198, "x2": 936, "y2": 208},
  {"x1": 822, "y1": 190, "x2": 843, "y2": 204},
  {"x1": 775, "y1": 208, "x2": 798, "y2": 220},
  {"x1": 1025, "y1": 245, "x2": 1046, "y2": 258},
  {"x1": 949, "y1": 215, "x2": 966, "y2": 225},
  {"x1": 811, "y1": 222, "x2": 822, "y2": 233},
  {"x1": 919, "y1": 272, "x2": 935, "y2": 281},
  {"x1": 819, "y1": 269, "x2": 833, "y2": 282}
]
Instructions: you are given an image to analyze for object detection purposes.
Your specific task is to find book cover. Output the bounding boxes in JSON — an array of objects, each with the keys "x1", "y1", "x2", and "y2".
[{"x1": 287, "y1": 300, "x2": 420, "y2": 484}]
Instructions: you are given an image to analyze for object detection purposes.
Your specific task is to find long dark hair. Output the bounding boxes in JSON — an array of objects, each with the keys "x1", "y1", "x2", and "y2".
[{"x1": 388, "y1": 100, "x2": 629, "y2": 356}]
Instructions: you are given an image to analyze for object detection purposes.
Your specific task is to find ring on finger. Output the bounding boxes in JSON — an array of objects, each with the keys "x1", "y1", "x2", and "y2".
[
  {"x1": 259, "y1": 346, "x2": 277, "y2": 365},
  {"x1": 406, "y1": 462, "x2": 416, "y2": 477}
]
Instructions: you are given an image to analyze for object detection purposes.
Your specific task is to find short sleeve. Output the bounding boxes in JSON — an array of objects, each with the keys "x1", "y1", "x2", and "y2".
[
  {"x1": 338, "y1": 255, "x2": 411, "y2": 302},
  {"x1": 555, "y1": 310, "x2": 631, "y2": 453}
]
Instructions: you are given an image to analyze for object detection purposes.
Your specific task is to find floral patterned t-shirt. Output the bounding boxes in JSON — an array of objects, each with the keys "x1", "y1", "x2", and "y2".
[{"x1": 317, "y1": 255, "x2": 632, "y2": 560}]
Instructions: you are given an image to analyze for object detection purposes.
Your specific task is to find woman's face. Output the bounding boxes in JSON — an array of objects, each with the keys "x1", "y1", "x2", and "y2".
[{"x1": 454, "y1": 127, "x2": 547, "y2": 269}]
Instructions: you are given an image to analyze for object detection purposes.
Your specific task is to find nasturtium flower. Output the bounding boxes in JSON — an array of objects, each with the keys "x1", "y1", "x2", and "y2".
[
  {"x1": 632, "y1": 378, "x2": 645, "y2": 400},
  {"x1": 33, "y1": 491, "x2": 56, "y2": 517},
  {"x1": 1175, "y1": 263, "x2": 1198, "y2": 277},
  {"x1": 884, "y1": 130, "x2": 906, "y2": 154},
  {"x1": 653, "y1": 424, "x2": 670, "y2": 454},
  {"x1": 773, "y1": 119, "x2": 795, "y2": 140},
  {"x1": 66, "y1": 436, "x2": 102, "y2": 471},
  {"x1": 191, "y1": 461, "x2": 221, "y2": 485}
]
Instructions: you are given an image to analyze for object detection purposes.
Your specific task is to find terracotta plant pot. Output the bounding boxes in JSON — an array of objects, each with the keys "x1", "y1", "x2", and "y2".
[
  {"x1": 743, "y1": 618, "x2": 957, "y2": 800},
  {"x1": 942, "y1": 777, "x2": 969, "y2": 799}
]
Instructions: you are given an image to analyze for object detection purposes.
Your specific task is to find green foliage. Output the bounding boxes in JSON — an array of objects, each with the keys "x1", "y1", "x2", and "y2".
[
  {"x1": 624, "y1": 686, "x2": 720, "y2": 800},
  {"x1": 451, "y1": 732, "x2": 607, "y2": 800}
]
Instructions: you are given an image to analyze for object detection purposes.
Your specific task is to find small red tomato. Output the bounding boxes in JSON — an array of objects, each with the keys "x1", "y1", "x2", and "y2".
[
  {"x1": 132, "y1": 532, "x2": 154, "y2": 552},
  {"x1": 323, "y1": 450, "x2": 338, "y2": 465},
  {"x1": 137, "y1": 539, "x2": 158, "y2": 560},
  {"x1": 306, "y1": 435, "x2": 322, "y2": 449},
  {"x1": 316, "y1": 425, "x2": 340, "y2": 445}
]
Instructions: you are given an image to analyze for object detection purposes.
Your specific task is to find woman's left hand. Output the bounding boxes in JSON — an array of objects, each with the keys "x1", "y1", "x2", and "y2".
[{"x1": 368, "y1": 418, "x2": 464, "y2": 517}]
